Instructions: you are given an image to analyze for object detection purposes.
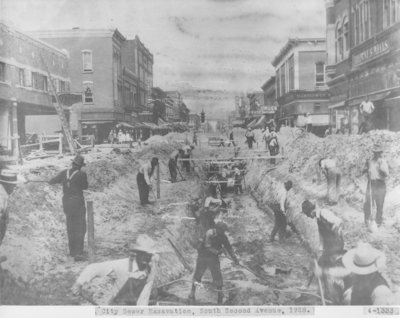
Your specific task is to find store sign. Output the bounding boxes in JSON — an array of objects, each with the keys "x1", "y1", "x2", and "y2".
[
  {"x1": 353, "y1": 41, "x2": 390, "y2": 67},
  {"x1": 278, "y1": 90, "x2": 330, "y2": 105}
]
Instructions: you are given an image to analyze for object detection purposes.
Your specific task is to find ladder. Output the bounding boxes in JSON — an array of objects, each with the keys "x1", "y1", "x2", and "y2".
[{"x1": 39, "y1": 52, "x2": 76, "y2": 154}]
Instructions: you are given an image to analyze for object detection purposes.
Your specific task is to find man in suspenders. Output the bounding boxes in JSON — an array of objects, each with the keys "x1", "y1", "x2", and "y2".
[{"x1": 49, "y1": 154, "x2": 88, "y2": 261}]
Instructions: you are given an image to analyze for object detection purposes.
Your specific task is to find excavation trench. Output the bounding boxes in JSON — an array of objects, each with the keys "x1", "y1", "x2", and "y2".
[{"x1": 0, "y1": 141, "x2": 319, "y2": 306}]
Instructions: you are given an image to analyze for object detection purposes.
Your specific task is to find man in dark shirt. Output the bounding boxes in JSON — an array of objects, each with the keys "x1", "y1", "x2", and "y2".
[
  {"x1": 49, "y1": 154, "x2": 88, "y2": 261},
  {"x1": 188, "y1": 222, "x2": 239, "y2": 305}
]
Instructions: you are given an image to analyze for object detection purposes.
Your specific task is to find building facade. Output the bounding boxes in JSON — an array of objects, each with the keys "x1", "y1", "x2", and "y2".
[
  {"x1": 326, "y1": 0, "x2": 400, "y2": 132},
  {"x1": 0, "y1": 22, "x2": 70, "y2": 157},
  {"x1": 30, "y1": 29, "x2": 154, "y2": 142},
  {"x1": 165, "y1": 91, "x2": 182, "y2": 122},
  {"x1": 272, "y1": 38, "x2": 330, "y2": 134}
]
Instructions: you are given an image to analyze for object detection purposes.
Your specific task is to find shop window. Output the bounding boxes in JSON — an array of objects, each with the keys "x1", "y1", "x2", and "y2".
[
  {"x1": 315, "y1": 62, "x2": 325, "y2": 88},
  {"x1": 83, "y1": 81, "x2": 94, "y2": 104},
  {"x1": 82, "y1": 50, "x2": 93, "y2": 72},
  {"x1": 18, "y1": 68, "x2": 25, "y2": 86}
]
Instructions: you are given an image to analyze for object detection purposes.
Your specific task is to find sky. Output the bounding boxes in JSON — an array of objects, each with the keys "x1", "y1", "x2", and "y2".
[{"x1": 0, "y1": 0, "x2": 326, "y2": 93}]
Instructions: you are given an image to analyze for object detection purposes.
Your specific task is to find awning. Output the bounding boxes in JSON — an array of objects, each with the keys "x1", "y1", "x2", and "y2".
[
  {"x1": 81, "y1": 120, "x2": 113, "y2": 125},
  {"x1": 116, "y1": 122, "x2": 135, "y2": 129},
  {"x1": 246, "y1": 119, "x2": 257, "y2": 128},
  {"x1": 142, "y1": 122, "x2": 159, "y2": 130},
  {"x1": 328, "y1": 101, "x2": 346, "y2": 109},
  {"x1": 348, "y1": 91, "x2": 391, "y2": 106}
]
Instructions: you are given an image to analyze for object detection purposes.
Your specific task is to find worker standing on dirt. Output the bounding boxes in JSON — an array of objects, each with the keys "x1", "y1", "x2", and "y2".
[
  {"x1": 200, "y1": 192, "x2": 223, "y2": 231},
  {"x1": 342, "y1": 242, "x2": 396, "y2": 305},
  {"x1": 137, "y1": 157, "x2": 158, "y2": 206},
  {"x1": 317, "y1": 158, "x2": 341, "y2": 205},
  {"x1": 181, "y1": 145, "x2": 193, "y2": 173},
  {"x1": 48, "y1": 155, "x2": 88, "y2": 262},
  {"x1": 71, "y1": 234, "x2": 158, "y2": 305},
  {"x1": 363, "y1": 144, "x2": 388, "y2": 228},
  {"x1": 168, "y1": 149, "x2": 184, "y2": 183},
  {"x1": 192, "y1": 131, "x2": 198, "y2": 146},
  {"x1": 229, "y1": 130, "x2": 236, "y2": 147},
  {"x1": 245, "y1": 128, "x2": 255, "y2": 149},
  {"x1": 233, "y1": 166, "x2": 243, "y2": 194},
  {"x1": 270, "y1": 180, "x2": 292, "y2": 242},
  {"x1": 189, "y1": 222, "x2": 239, "y2": 305},
  {"x1": 268, "y1": 127, "x2": 279, "y2": 164},
  {"x1": 302, "y1": 200, "x2": 350, "y2": 304}
]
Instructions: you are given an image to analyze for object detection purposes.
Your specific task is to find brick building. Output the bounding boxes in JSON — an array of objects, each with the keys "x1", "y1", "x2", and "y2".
[
  {"x1": 272, "y1": 38, "x2": 330, "y2": 134},
  {"x1": 30, "y1": 28, "x2": 154, "y2": 142},
  {"x1": 0, "y1": 22, "x2": 70, "y2": 158},
  {"x1": 326, "y1": 0, "x2": 400, "y2": 133}
]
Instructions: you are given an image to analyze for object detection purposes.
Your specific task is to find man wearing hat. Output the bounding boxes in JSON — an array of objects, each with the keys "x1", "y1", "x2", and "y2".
[
  {"x1": 270, "y1": 180, "x2": 292, "y2": 242},
  {"x1": 342, "y1": 242, "x2": 395, "y2": 305},
  {"x1": 168, "y1": 148, "x2": 184, "y2": 183},
  {"x1": 302, "y1": 200, "x2": 350, "y2": 304},
  {"x1": 71, "y1": 234, "x2": 159, "y2": 305},
  {"x1": 363, "y1": 144, "x2": 389, "y2": 227},
  {"x1": 137, "y1": 157, "x2": 159, "y2": 206},
  {"x1": 189, "y1": 221, "x2": 239, "y2": 305},
  {"x1": 49, "y1": 154, "x2": 88, "y2": 261}
]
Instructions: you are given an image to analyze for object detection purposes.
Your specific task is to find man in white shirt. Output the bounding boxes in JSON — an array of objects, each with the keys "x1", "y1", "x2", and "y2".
[
  {"x1": 270, "y1": 180, "x2": 292, "y2": 242},
  {"x1": 136, "y1": 157, "x2": 158, "y2": 206},
  {"x1": 359, "y1": 97, "x2": 375, "y2": 133},
  {"x1": 71, "y1": 234, "x2": 159, "y2": 305},
  {"x1": 201, "y1": 193, "x2": 223, "y2": 231},
  {"x1": 317, "y1": 158, "x2": 341, "y2": 205}
]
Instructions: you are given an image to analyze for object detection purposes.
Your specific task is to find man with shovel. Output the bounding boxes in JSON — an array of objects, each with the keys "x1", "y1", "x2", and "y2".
[
  {"x1": 137, "y1": 157, "x2": 158, "y2": 206},
  {"x1": 48, "y1": 154, "x2": 88, "y2": 262},
  {"x1": 189, "y1": 221, "x2": 239, "y2": 305},
  {"x1": 168, "y1": 149, "x2": 184, "y2": 183},
  {"x1": 363, "y1": 144, "x2": 388, "y2": 229}
]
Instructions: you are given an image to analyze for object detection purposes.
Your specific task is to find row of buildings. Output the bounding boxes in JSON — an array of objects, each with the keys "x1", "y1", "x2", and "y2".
[
  {"x1": 0, "y1": 23, "x2": 191, "y2": 157},
  {"x1": 234, "y1": 0, "x2": 400, "y2": 135}
]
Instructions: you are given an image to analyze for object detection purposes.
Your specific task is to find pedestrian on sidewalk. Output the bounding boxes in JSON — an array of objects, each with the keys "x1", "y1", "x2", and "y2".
[
  {"x1": 245, "y1": 128, "x2": 255, "y2": 149},
  {"x1": 229, "y1": 130, "x2": 236, "y2": 147},
  {"x1": 48, "y1": 154, "x2": 88, "y2": 262},
  {"x1": 189, "y1": 222, "x2": 239, "y2": 305},
  {"x1": 363, "y1": 144, "x2": 388, "y2": 228},
  {"x1": 270, "y1": 180, "x2": 292, "y2": 242},
  {"x1": 317, "y1": 158, "x2": 342, "y2": 205},
  {"x1": 71, "y1": 234, "x2": 158, "y2": 305},
  {"x1": 168, "y1": 149, "x2": 184, "y2": 183},
  {"x1": 302, "y1": 200, "x2": 350, "y2": 304},
  {"x1": 137, "y1": 157, "x2": 158, "y2": 206},
  {"x1": 342, "y1": 242, "x2": 395, "y2": 305}
]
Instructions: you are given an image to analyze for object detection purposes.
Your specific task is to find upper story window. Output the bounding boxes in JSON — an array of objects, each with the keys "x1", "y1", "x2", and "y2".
[
  {"x1": 383, "y1": 0, "x2": 399, "y2": 28},
  {"x1": 0, "y1": 62, "x2": 8, "y2": 83},
  {"x1": 83, "y1": 81, "x2": 94, "y2": 104},
  {"x1": 82, "y1": 50, "x2": 93, "y2": 72},
  {"x1": 315, "y1": 62, "x2": 325, "y2": 88},
  {"x1": 32, "y1": 72, "x2": 48, "y2": 91},
  {"x1": 18, "y1": 68, "x2": 25, "y2": 86},
  {"x1": 288, "y1": 54, "x2": 295, "y2": 91},
  {"x1": 343, "y1": 18, "x2": 349, "y2": 52},
  {"x1": 336, "y1": 23, "x2": 343, "y2": 62}
]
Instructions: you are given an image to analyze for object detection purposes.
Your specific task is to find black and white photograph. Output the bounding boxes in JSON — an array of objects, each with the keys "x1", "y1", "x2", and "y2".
[{"x1": 0, "y1": 0, "x2": 400, "y2": 315}]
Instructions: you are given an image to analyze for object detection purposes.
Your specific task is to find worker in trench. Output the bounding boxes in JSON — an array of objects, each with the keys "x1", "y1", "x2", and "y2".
[
  {"x1": 199, "y1": 190, "x2": 224, "y2": 232},
  {"x1": 269, "y1": 180, "x2": 293, "y2": 242},
  {"x1": 71, "y1": 234, "x2": 158, "y2": 305},
  {"x1": 136, "y1": 157, "x2": 158, "y2": 206},
  {"x1": 342, "y1": 242, "x2": 397, "y2": 305},
  {"x1": 188, "y1": 221, "x2": 239, "y2": 305},
  {"x1": 245, "y1": 127, "x2": 255, "y2": 149},
  {"x1": 362, "y1": 144, "x2": 388, "y2": 229},
  {"x1": 316, "y1": 158, "x2": 341, "y2": 205},
  {"x1": 301, "y1": 199, "x2": 351, "y2": 304},
  {"x1": 181, "y1": 144, "x2": 194, "y2": 174},
  {"x1": 48, "y1": 154, "x2": 88, "y2": 262},
  {"x1": 168, "y1": 148, "x2": 184, "y2": 183}
]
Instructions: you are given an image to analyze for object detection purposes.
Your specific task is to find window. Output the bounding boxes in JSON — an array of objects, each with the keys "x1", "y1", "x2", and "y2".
[
  {"x1": 315, "y1": 62, "x2": 325, "y2": 88},
  {"x1": 336, "y1": 23, "x2": 343, "y2": 62},
  {"x1": 314, "y1": 103, "x2": 321, "y2": 112},
  {"x1": 355, "y1": 7, "x2": 359, "y2": 45},
  {"x1": 25, "y1": 69, "x2": 32, "y2": 87},
  {"x1": 276, "y1": 69, "x2": 280, "y2": 98},
  {"x1": 83, "y1": 81, "x2": 94, "y2": 104},
  {"x1": 364, "y1": 1, "x2": 370, "y2": 40},
  {"x1": 343, "y1": 19, "x2": 349, "y2": 52},
  {"x1": 32, "y1": 72, "x2": 48, "y2": 91},
  {"x1": 0, "y1": 62, "x2": 7, "y2": 82},
  {"x1": 288, "y1": 54, "x2": 295, "y2": 90},
  {"x1": 383, "y1": 0, "x2": 398, "y2": 28},
  {"x1": 60, "y1": 81, "x2": 66, "y2": 92},
  {"x1": 18, "y1": 68, "x2": 25, "y2": 86},
  {"x1": 280, "y1": 64, "x2": 286, "y2": 95},
  {"x1": 82, "y1": 50, "x2": 93, "y2": 72}
]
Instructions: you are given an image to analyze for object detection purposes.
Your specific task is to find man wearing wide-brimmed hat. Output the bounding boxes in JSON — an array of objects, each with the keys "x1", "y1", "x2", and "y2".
[
  {"x1": 49, "y1": 154, "x2": 88, "y2": 261},
  {"x1": 363, "y1": 144, "x2": 389, "y2": 228},
  {"x1": 342, "y1": 242, "x2": 395, "y2": 305},
  {"x1": 71, "y1": 234, "x2": 159, "y2": 305}
]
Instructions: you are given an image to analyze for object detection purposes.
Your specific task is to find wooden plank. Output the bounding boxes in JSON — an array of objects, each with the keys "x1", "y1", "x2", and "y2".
[{"x1": 87, "y1": 201, "x2": 95, "y2": 263}]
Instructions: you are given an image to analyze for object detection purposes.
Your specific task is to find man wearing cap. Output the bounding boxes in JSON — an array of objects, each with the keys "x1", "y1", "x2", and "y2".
[
  {"x1": 317, "y1": 158, "x2": 341, "y2": 205},
  {"x1": 302, "y1": 200, "x2": 350, "y2": 304},
  {"x1": 71, "y1": 234, "x2": 159, "y2": 305},
  {"x1": 270, "y1": 180, "x2": 292, "y2": 242},
  {"x1": 168, "y1": 149, "x2": 184, "y2": 183},
  {"x1": 245, "y1": 128, "x2": 255, "y2": 149},
  {"x1": 137, "y1": 157, "x2": 159, "y2": 206},
  {"x1": 342, "y1": 242, "x2": 395, "y2": 305},
  {"x1": 363, "y1": 144, "x2": 389, "y2": 227},
  {"x1": 189, "y1": 221, "x2": 239, "y2": 305},
  {"x1": 49, "y1": 154, "x2": 88, "y2": 261}
]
